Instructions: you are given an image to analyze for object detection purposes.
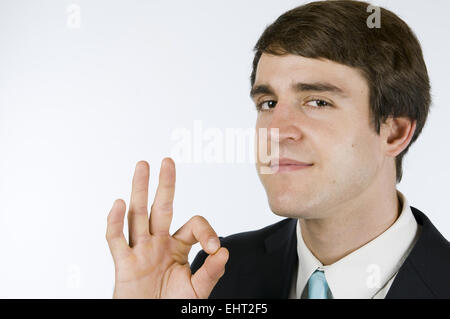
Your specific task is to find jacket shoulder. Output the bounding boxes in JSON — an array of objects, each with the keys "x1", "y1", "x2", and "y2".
[{"x1": 387, "y1": 206, "x2": 450, "y2": 298}]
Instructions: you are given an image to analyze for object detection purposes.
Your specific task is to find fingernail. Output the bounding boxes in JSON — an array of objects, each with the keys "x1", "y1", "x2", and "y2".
[{"x1": 207, "y1": 238, "x2": 220, "y2": 252}]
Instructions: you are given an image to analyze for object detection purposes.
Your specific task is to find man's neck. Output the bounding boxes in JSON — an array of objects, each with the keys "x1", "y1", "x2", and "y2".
[{"x1": 298, "y1": 182, "x2": 401, "y2": 266}]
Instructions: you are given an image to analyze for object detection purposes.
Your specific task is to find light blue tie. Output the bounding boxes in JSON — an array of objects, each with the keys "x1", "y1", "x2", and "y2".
[{"x1": 307, "y1": 269, "x2": 330, "y2": 299}]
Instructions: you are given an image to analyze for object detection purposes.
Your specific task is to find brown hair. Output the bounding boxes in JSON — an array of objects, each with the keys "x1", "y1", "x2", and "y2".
[{"x1": 250, "y1": 0, "x2": 431, "y2": 183}]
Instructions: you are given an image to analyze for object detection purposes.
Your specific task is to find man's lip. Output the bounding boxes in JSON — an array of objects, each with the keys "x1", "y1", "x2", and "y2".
[{"x1": 269, "y1": 158, "x2": 313, "y2": 167}]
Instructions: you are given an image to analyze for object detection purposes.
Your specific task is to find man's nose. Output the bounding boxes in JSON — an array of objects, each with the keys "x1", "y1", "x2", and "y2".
[{"x1": 266, "y1": 102, "x2": 303, "y2": 144}]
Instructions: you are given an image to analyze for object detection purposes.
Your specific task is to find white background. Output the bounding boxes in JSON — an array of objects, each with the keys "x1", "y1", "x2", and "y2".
[{"x1": 0, "y1": 0, "x2": 449, "y2": 298}]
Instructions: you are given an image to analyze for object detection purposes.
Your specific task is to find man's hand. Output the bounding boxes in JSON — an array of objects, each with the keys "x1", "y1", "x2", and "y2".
[{"x1": 106, "y1": 158, "x2": 229, "y2": 298}]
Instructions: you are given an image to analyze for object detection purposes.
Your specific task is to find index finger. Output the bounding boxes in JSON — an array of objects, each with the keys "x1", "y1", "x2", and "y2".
[{"x1": 172, "y1": 215, "x2": 221, "y2": 255}]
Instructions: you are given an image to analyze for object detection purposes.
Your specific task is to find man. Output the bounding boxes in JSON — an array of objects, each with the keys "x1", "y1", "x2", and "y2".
[{"x1": 106, "y1": 0, "x2": 450, "y2": 298}]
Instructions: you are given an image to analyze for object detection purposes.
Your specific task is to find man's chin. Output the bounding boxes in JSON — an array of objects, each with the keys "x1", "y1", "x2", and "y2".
[
  {"x1": 267, "y1": 198, "x2": 311, "y2": 219},
  {"x1": 267, "y1": 192, "x2": 336, "y2": 221}
]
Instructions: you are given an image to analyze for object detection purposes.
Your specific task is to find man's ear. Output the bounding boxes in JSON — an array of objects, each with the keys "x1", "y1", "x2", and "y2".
[{"x1": 381, "y1": 117, "x2": 416, "y2": 157}]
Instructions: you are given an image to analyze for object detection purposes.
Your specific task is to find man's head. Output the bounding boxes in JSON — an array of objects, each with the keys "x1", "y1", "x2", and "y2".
[{"x1": 251, "y1": 0, "x2": 430, "y2": 218}]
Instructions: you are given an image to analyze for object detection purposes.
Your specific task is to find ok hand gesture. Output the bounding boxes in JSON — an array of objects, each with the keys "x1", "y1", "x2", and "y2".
[{"x1": 106, "y1": 158, "x2": 229, "y2": 298}]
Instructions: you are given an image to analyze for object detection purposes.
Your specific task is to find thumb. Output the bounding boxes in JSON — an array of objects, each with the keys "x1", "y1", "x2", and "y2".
[{"x1": 190, "y1": 247, "x2": 229, "y2": 298}]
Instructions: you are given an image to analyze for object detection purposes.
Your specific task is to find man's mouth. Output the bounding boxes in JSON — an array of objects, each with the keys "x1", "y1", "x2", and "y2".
[{"x1": 268, "y1": 157, "x2": 313, "y2": 173}]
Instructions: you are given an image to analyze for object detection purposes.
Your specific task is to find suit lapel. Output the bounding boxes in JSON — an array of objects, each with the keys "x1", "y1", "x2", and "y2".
[{"x1": 237, "y1": 218, "x2": 298, "y2": 298}]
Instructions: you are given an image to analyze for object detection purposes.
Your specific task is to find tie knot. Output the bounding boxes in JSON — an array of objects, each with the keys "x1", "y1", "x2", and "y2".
[{"x1": 307, "y1": 269, "x2": 330, "y2": 299}]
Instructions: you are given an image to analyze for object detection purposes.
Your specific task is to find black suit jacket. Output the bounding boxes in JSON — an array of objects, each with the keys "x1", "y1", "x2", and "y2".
[{"x1": 191, "y1": 206, "x2": 450, "y2": 298}]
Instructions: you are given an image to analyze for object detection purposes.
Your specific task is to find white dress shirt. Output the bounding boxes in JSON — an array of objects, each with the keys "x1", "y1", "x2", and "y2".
[{"x1": 289, "y1": 190, "x2": 422, "y2": 299}]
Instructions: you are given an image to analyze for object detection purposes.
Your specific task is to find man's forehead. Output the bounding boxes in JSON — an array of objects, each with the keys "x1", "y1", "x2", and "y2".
[
  {"x1": 254, "y1": 53, "x2": 368, "y2": 95},
  {"x1": 257, "y1": 53, "x2": 335, "y2": 74}
]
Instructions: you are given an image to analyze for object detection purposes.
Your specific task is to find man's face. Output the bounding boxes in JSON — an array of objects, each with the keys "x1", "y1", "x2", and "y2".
[{"x1": 253, "y1": 53, "x2": 386, "y2": 219}]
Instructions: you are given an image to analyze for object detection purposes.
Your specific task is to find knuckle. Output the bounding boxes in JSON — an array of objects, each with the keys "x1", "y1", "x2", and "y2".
[
  {"x1": 107, "y1": 213, "x2": 119, "y2": 224},
  {"x1": 191, "y1": 215, "x2": 207, "y2": 224},
  {"x1": 129, "y1": 234, "x2": 151, "y2": 247},
  {"x1": 105, "y1": 230, "x2": 114, "y2": 241},
  {"x1": 135, "y1": 233, "x2": 151, "y2": 242},
  {"x1": 151, "y1": 202, "x2": 172, "y2": 213},
  {"x1": 128, "y1": 207, "x2": 148, "y2": 217}
]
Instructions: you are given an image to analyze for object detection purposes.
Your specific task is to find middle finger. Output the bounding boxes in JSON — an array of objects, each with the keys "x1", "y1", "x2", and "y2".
[{"x1": 128, "y1": 160, "x2": 151, "y2": 246}]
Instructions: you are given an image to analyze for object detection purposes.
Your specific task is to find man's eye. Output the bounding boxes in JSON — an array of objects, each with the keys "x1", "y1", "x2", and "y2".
[
  {"x1": 306, "y1": 99, "x2": 331, "y2": 108},
  {"x1": 256, "y1": 100, "x2": 277, "y2": 111}
]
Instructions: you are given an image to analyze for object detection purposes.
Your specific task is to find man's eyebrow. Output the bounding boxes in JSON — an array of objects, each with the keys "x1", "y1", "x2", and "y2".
[
  {"x1": 250, "y1": 84, "x2": 274, "y2": 99},
  {"x1": 250, "y1": 82, "x2": 347, "y2": 99},
  {"x1": 293, "y1": 82, "x2": 347, "y2": 96}
]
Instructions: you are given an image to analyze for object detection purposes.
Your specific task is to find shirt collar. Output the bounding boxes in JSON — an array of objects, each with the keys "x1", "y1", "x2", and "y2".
[{"x1": 296, "y1": 190, "x2": 419, "y2": 299}]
